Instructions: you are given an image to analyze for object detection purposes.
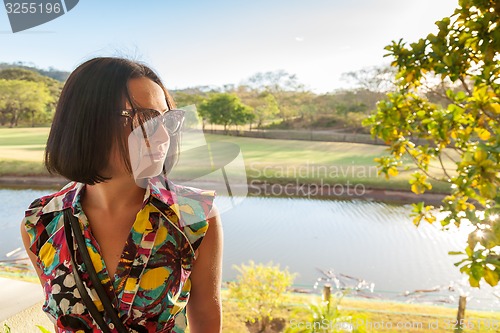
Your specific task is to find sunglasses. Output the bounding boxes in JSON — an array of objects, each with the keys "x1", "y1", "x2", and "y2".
[{"x1": 121, "y1": 108, "x2": 185, "y2": 137}]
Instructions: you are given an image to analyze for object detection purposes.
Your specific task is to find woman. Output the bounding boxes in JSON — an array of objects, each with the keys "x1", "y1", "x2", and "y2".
[{"x1": 20, "y1": 57, "x2": 223, "y2": 332}]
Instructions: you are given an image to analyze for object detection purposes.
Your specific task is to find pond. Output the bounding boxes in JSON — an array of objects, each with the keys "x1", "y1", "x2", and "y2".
[{"x1": 1, "y1": 187, "x2": 499, "y2": 311}]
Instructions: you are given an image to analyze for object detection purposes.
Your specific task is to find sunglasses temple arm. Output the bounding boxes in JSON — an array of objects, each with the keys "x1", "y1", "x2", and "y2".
[{"x1": 139, "y1": 123, "x2": 154, "y2": 150}]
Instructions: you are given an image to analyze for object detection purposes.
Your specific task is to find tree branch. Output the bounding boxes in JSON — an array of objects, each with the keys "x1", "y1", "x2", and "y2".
[
  {"x1": 403, "y1": 146, "x2": 449, "y2": 183},
  {"x1": 480, "y1": 106, "x2": 500, "y2": 123},
  {"x1": 459, "y1": 76, "x2": 471, "y2": 95},
  {"x1": 438, "y1": 153, "x2": 453, "y2": 180},
  {"x1": 442, "y1": 150, "x2": 460, "y2": 165}
]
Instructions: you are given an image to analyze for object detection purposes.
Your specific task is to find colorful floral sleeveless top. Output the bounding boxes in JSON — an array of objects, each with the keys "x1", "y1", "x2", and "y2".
[{"x1": 22, "y1": 176, "x2": 216, "y2": 332}]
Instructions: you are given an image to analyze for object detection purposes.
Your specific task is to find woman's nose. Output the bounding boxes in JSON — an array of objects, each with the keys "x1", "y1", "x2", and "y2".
[{"x1": 153, "y1": 119, "x2": 170, "y2": 144}]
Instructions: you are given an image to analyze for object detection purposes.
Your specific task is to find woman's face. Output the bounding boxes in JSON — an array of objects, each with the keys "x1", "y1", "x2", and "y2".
[{"x1": 109, "y1": 77, "x2": 171, "y2": 181}]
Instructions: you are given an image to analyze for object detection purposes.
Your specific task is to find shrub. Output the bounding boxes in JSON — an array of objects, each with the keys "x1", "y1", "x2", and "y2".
[{"x1": 228, "y1": 261, "x2": 297, "y2": 332}]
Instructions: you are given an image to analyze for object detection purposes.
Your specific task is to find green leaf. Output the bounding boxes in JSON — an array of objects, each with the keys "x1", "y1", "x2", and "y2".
[
  {"x1": 456, "y1": 91, "x2": 467, "y2": 101},
  {"x1": 453, "y1": 258, "x2": 469, "y2": 267},
  {"x1": 36, "y1": 326, "x2": 52, "y2": 333},
  {"x1": 469, "y1": 275, "x2": 480, "y2": 288},
  {"x1": 465, "y1": 245, "x2": 473, "y2": 257},
  {"x1": 479, "y1": 230, "x2": 499, "y2": 249},
  {"x1": 483, "y1": 267, "x2": 499, "y2": 287},
  {"x1": 470, "y1": 263, "x2": 484, "y2": 281}
]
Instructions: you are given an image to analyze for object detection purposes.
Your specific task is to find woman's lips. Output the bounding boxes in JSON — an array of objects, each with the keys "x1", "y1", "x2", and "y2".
[{"x1": 147, "y1": 152, "x2": 165, "y2": 160}]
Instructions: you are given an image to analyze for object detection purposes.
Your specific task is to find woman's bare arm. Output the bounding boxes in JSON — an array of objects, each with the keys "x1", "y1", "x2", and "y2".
[
  {"x1": 20, "y1": 222, "x2": 46, "y2": 286},
  {"x1": 186, "y1": 204, "x2": 223, "y2": 333}
]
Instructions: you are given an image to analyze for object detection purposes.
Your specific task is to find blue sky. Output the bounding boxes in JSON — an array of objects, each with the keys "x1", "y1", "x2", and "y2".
[{"x1": 0, "y1": 0, "x2": 457, "y2": 93}]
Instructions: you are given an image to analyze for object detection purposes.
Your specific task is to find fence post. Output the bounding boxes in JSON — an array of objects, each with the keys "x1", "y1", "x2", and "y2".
[
  {"x1": 322, "y1": 284, "x2": 331, "y2": 313},
  {"x1": 454, "y1": 295, "x2": 466, "y2": 332}
]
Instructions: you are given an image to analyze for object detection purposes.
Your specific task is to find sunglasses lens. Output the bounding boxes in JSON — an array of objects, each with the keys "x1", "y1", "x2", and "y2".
[
  {"x1": 163, "y1": 111, "x2": 184, "y2": 134},
  {"x1": 131, "y1": 109, "x2": 185, "y2": 137},
  {"x1": 132, "y1": 110, "x2": 159, "y2": 137}
]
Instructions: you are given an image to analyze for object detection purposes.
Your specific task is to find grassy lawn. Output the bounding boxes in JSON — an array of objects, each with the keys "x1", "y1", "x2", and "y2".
[
  {"x1": 0, "y1": 128, "x2": 48, "y2": 176},
  {"x1": 195, "y1": 133, "x2": 454, "y2": 193},
  {"x1": 0, "y1": 127, "x2": 455, "y2": 193},
  {"x1": 220, "y1": 290, "x2": 500, "y2": 333}
]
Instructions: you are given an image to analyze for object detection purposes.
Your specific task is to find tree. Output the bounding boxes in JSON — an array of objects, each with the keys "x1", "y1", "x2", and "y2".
[
  {"x1": 245, "y1": 70, "x2": 303, "y2": 93},
  {"x1": 172, "y1": 87, "x2": 210, "y2": 109},
  {"x1": 0, "y1": 68, "x2": 62, "y2": 125},
  {"x1": 244, "y1": 70, "x2": 305, "y2": 122},
  {"x1": 0, "y1": 79, "x2": 53, "y2": 127},
  {"x1": 228, "y1": 261, "x2": 296, "y2": 332},
  {"x1": 252, "y1": 92, "x2": 280, "y2": 129},
  {"x1": 198, "y1": 93, "x2": 254, "y2": 133},
  {"x1": 228, "y1": 85, "x2": 280, "y2": 130},
  {"x1": 171, "y1": 88, "x2": 211, "y2": 129},
  {"x1": 341, "y1": 65, "x2": 397, "y2": 93},
  {"x1": 363, "y1": 0, "x2": 500, "y2": 287}
]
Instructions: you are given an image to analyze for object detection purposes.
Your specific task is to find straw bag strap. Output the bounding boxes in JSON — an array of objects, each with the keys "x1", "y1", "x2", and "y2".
[{"x1": 64, "y1": 209, "x2": 129, "y2": 332}]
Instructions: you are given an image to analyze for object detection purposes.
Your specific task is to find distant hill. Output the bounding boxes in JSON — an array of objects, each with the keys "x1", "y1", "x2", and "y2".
[{"x1": 0, "y1": 62, "x2": 69, "y2": 82}]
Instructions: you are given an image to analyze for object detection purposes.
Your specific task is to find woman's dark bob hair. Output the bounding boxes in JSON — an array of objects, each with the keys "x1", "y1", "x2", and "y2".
[{"x1": 45, "y1": 57, "x2": 179, "y2": 185}]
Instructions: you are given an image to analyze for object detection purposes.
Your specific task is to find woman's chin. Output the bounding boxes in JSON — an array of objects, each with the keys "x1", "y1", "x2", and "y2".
[{"x1": 133, "y1": 161, "x2": 165, "y2": 181}]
